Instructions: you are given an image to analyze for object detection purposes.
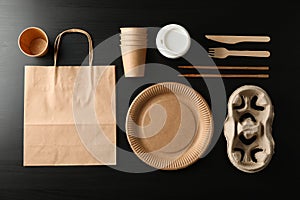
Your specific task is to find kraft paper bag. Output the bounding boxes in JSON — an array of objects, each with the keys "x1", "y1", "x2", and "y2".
[{"x1": 23, "y1": 29, "x2": 116, "y2": 166}]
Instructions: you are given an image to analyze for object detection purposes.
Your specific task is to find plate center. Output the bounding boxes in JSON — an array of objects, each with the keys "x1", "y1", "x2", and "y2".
[{"x1": 136, "y1": 93, "x2": 198, "y2": 158}]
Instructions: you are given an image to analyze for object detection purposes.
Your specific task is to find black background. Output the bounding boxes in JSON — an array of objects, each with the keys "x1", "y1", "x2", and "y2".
[{"x1": 0, "y1": 0, "x2": 299, "y2": 199}]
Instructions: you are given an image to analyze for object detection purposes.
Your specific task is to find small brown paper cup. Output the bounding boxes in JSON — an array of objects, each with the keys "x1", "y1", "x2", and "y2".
[
  {"x1": 120, "y1": 27, "x2": 147, "y2": 34},
  {"x1": 18, "y1": 27, "x2": 49, "y2": 57},
  {"x1": 121, "y1": 46, "x2": 147, "y2": 77}
]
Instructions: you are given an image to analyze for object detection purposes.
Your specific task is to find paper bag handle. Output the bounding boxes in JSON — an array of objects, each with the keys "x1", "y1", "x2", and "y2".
[{"x1": 54, "y1": 28, "x2": 94, "y2": 67}]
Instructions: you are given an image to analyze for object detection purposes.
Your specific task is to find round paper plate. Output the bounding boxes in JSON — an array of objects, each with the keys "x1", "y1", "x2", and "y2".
[{"x1": 126, "y1": 82, "x2": 213, "y2": 170}]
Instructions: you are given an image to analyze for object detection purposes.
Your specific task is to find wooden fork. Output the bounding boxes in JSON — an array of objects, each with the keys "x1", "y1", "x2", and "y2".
[{"x1": 208, "y1": 47, "x2": 270, "y2": 59}]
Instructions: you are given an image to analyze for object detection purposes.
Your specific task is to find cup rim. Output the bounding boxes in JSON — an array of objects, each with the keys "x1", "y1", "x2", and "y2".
[
  {"x1": 120, "y1": 32, "x2": 147, "y2": 34},
  {"x1": 120, "y1": 44, "x2": 147, "y2": 46},
  {"x1": 119, "y1": 33, "x2": 148, "y2": 37},
  {"x1": 120, "y1": 34, "x2": 148, "y2": 37},
  {"x1": 120, "y1": 39, "x2": 148, "y2": 41},
  {"x1": 120, "y1": 39, "x2": 148, "y2": 42},
  {"x1": 18, "y1": 26, "x2": 49, "y2": 57},
  {"x1": 120, "y1": 27, "x2": 147, "y2": 32},
  {"x1": 120, "y1": 44, "x2": 148, "y2": 46}
]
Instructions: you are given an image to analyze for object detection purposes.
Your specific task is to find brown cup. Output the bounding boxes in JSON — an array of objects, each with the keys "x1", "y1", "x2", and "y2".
[
  {"x1": 120, "y1": 45, "x2": 147, "y2": 77},
  {"x1": 18, "y1": 27, "x2": 49, "y2": 57}
]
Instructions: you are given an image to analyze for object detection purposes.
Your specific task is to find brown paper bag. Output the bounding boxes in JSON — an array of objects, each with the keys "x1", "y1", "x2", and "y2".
[{"x1": 23, "y1": 29, "x2": 116, "y2": 166}]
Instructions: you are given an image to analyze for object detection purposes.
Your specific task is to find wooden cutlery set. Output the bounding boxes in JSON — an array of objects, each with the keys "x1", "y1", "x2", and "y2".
[{"x1": 180, "y1": 35, "x2": 271, "y2": 78}]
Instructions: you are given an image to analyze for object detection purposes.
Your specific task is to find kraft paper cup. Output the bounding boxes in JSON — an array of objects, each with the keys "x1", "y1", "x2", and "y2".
[
  {"x1": 18, "y1": 27, "x2": 49, "y2": 57},
  {"x1": 120, "y1": 27, "x2": 147, "y2": 34},
  {"x1": 120, "y1": 45, "x2": 147, "y2": 77}
]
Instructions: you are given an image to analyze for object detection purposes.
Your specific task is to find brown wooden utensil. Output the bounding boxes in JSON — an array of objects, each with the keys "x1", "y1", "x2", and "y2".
[
  {"x1": 178, "y1": 66, "x2": 269, "y2": 70},
  {"x1": 205, "y1": 35, "x2": 270, "y2": 44},
  {"x1": 178, "y1": 74, "x2": 269, "y2": 78},
  {"x1": 208, "y1": 47, "x2": 270, "y2": 59}
]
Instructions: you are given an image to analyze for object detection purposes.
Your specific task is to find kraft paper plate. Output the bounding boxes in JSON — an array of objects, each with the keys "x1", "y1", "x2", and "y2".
[{"x1": 126, "y1": 82, "x2": 213, "y2": 170}]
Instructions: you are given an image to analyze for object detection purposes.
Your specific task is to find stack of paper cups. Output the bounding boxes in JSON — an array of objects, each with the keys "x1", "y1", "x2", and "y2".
[{"x1": 120, "y1": 27, "x2": 147, "y2": 77}]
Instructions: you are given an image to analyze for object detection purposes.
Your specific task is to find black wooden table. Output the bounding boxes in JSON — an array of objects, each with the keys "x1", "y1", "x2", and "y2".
[{"x1": 0, "y1": 0, "x2": 298, "y2": 199}]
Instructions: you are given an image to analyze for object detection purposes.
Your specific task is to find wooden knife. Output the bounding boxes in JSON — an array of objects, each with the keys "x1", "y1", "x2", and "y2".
[{"x1": 205, "y1": 35, "x2": 270, "y2": 44}]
